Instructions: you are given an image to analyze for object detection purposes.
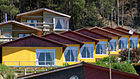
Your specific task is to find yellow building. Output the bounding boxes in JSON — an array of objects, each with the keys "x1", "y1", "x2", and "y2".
[
  {"x1": 75, "y1": 28, "x2": 112, "y2": 61},
  {"x1": 115, "y1": 26, "x2": 140, "y2": 48},
  {"x1": 60, "y1": 30, "x2": 99, "y2": 63},
  {"x1": 90, "y1": 26, "x2": 121, "y2": 55},
  {"x1": 42, "y1": 32, "x2": 84, "y2": 65},
  {"x1": 103, "y1": 26, "x2": 131, "y2": 52},
  {"x1": 1, "y1": 35, "x2": 66, "y2": 66}
]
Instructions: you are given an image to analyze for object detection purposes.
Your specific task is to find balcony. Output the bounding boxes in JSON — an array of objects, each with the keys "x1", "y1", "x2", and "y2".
[{"x1": 0, "y1": 37, "x2": 18, "y2": 43}]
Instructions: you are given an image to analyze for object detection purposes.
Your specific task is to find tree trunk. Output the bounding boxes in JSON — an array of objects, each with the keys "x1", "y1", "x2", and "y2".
[
  {"x1": 117, "y1": 0, "x2": 119, "y2": 26},
  {"x1": 121, "y1": 0, "x2": 124, "y2": 26}
]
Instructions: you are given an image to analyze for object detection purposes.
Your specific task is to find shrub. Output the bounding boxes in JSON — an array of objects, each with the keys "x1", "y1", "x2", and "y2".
[
  {"x1": 95, "y1": 56, "x2": 137, "y2": 75},
  {"x1": 0, "y1": 64, "x2": 17, "y2": 79},
  {"x1": 119, "y1": 48, "x2": 140, "y2": 63}
]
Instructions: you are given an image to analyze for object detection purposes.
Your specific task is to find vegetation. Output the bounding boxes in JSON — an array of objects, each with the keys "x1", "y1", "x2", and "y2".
[
  {"x1": 95, "y1": 56, "x2": 138, "y2": 75},
  {"x1": 0, "y1": 64, "x2": 17, "y2": 79},
  {"x1": 119, "y1": 48, "x2": 140, "y2": 63},
  {"x1": 1, "y1": 0, "x2": 138, "y2": 30}
]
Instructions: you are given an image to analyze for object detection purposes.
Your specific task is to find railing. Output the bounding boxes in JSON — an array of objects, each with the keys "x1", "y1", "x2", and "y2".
[
  {"x1": 22, "y1": 22, "x2": 69, "y2": 31},
  {"x1": 3, "y1": 61, "x2": 77, "y2": 67},
  {"x1": 0, "y1": 37, "x2": 18, "y2": 43},
  {"x1": 3, "y1": 61, "x2": 79, "y2": 76}
]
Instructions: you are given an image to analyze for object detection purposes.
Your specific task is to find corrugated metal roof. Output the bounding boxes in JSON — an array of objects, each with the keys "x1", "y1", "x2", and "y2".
[
  {"x1": 75, "y1": 28, "x2": 112, "y2": 40},
  {"x1": 42, "y1": 32, "x2": 83, "y2": 45},
  {"x1": 60, "y1": 30, "x2": 99, "y2": 43},
  {"x1": 102, "y1": 26, "x2": 131, "y2": 36},
  {"x1": 0, "y1": 34, "x2": 66, "y2": 47},
  {"x1": 90, "y1": 26, "x2": 121, "y2": 37},
  {"x1": 115, "y1": 26, "x2": 140, "y2": 36}
]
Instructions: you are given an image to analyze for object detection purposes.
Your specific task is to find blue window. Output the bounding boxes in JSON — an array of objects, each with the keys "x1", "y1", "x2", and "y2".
[
  {"x1": 119, "y1": 38, "x2": 127, "y2": 49},
  {"x1": 27, "y1": 20, "x2": 37, "y2": 27},
  {"x1": 129, "y1": 37, "x2": 137, "y2": 48},
  {"x1": 64, "y1": 47, "x2": 78, "y2": 62},
  {"x1": 80, "y1": 44, "x2": 93, "y2": 58},
  {"x1": 109, "y1": 39, "x2": 117, "y2": 51},
  {"x1": 36, "y1": 49, "x2": 55, "y2": 66},
  {"x1": 96, "y1": 41, "x2": 107, "y2": 54}
]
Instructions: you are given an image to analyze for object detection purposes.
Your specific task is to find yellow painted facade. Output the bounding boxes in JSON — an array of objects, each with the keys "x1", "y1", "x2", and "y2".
[{"x1": 2, "y1": 47, "x2": 64, "y2": 66}]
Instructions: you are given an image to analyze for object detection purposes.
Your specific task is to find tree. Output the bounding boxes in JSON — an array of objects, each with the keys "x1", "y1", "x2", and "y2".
[
  {"x1": 0, "y1": 0, "x2": 19, "y2": 22},
  {"x1": 95, "y1": 56, "x2": 138, "y2": 75},
  {"x1": 0, "y1": 64, "x2": 17, "y2": 79}
]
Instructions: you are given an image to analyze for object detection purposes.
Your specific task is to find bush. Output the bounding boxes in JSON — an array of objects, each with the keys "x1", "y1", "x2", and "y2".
[
  {"x1": 95, "y1": 56, "x2": 137, "y2": 75},
  {"x1": 119, "y1": 48, "x2": 140, "y2": 63},
  {"x1": 0, "y1": 64, "x2": 17, "y2": 79}
]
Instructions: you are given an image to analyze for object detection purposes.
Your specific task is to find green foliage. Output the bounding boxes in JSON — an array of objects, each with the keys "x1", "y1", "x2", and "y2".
[
  {"x1": 119, "y1": 49, "x2": 140, "y2": 63},
  {"x1": 0, "y1": 0, "x2": 19, "y2": 21},
  {"x1": 0, "y1": 64, "x2": 17, "y2": 79},
  {"x1": 63, "y1": 62, "x2": 69, "y2": 66},
  {"x1": 111, "y1": 63, "x2": 137, "y2": 74},
  {"x1": 95, "y1": 56, "x2": 137, "y2": 75}
]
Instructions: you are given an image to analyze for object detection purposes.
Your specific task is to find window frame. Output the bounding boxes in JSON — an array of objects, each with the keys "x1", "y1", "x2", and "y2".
[
  {"x1": 80, "y1": 44, "x2": 94, "y2": 59},
  {"x1": 26, "y1": 19, "x2": 38, "y2": 27},
  {"x1": 118, "y1": 38, "x2": 127, "y2": 50},
  {"x1": 18, "y1": 33, "x2": 30, "y2": 38},
  {"x1": 109, "y1": 39, "x2": 117, "y2": 52},
  {"x1": 63, "y1": 47, "x2": 78, "y2": 62},
  {"x1": 36, "y1": 49, "x2": 55, "y2": 66},
  {"x1": 95, "y1": 41, "x2": 107, "y2": 55},
  {"x1": 129, "y1": 37, "x2": 137, "y2": 49}
]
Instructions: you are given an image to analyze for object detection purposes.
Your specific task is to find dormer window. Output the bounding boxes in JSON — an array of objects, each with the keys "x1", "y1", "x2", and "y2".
[{"x1": 27, "y1": 20, "x2": 37, "y2": 27}]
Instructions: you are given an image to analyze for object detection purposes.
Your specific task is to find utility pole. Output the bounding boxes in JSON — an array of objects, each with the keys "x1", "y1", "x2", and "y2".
[{"x1": 108, "y1": 42, "x2": 112, "y2": 79}]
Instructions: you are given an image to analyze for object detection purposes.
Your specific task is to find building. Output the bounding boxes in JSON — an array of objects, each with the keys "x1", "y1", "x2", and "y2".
[
  {"x1": 16, "y1": 8, "x2": 71, "y2": 33},
  {"x1": 90, "y1": 26, "x2": 121, "y2": 55},
  {"x1": 75, "y1": 28, "x2": 112, "y2": 60},
  {"x1": 42, "y1": 32, "x2": 83, "y2": 65},
  {"x1": 103, "y1": 26, "x2": 131, "y2": 51},
  {"x1": 0, "y1": 21, "x2": 42, "y2": 43},
  {"x1": 115, "y1": 26, "x2": 140, "y2": 48},
  {"x1": 60, "y1": 30, "x2": 99, "y2": 62},
  {"x1": 18, "y1": 62, "x2": 140, "y2": 79},
  {"x1": 1, "y1": 34, "x2": 66, "y2": 66}
]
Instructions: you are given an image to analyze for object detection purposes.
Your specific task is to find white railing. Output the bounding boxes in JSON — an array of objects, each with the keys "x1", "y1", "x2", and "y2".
[
  {"x1": 0, "y1": 37, "x2": 18, "y2": 43},
  {"x1": 3, "y1": 61, "x2": 77, "y2": 67}
]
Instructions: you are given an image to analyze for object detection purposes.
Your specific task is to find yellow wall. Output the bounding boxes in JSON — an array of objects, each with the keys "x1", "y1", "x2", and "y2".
[{"x1": 2, "y1": 47, "x2": 63, "y2": 66}]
